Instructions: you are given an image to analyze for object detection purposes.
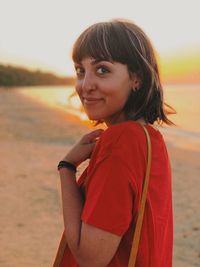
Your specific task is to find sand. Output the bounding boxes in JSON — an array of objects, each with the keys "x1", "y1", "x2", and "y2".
[{"x1": 0, "y1": 88, "x2": 199, "y2": 267}]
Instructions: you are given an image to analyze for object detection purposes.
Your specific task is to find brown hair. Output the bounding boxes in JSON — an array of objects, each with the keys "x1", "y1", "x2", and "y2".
[{"x1": 72, "y1": 19, "x2": 175, "y2": 125}]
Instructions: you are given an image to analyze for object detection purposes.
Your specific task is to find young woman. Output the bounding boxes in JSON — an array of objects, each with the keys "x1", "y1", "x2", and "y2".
[{"x1": 55, "y1": 19, "x2": 174, "y2": 267}]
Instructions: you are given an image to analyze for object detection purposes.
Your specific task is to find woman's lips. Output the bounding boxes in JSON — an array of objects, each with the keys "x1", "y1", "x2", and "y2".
[{"x1": 83, "y1": 97, "x2": 104, "y2": 105}]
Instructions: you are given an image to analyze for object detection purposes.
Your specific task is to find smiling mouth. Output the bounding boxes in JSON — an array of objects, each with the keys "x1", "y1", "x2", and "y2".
[{"x1": 83, "y1": 98, "x2": 104, "y2": 105}]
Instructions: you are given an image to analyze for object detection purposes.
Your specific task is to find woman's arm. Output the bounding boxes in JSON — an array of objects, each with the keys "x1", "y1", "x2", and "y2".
[
  {"x1": 59, "y1": 167, "x2": 84, "y2": 250},
  {"x1": 59, "y1": 166, "x2": 122, "y2": 267},
  {"x1": 59, "y1": 129, "x2": 122, "y2": 267}
]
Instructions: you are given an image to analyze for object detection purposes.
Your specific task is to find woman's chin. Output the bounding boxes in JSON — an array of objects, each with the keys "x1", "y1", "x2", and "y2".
[
  {"x1": 86, "y1": 114, "x2": 104, "y2": 123},
  {"x1": 86, "y1": 113, "x2": 101, "y2": 121}
]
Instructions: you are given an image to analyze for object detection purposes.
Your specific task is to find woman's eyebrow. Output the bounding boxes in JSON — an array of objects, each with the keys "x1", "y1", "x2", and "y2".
[{"x1": 90, "y1": 59, "x2": 114, "y2": 65}]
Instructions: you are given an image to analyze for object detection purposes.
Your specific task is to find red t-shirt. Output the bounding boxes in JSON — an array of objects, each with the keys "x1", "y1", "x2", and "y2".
[{"x1": 60, "y1": 121, "x2": 173, "y2": 267}]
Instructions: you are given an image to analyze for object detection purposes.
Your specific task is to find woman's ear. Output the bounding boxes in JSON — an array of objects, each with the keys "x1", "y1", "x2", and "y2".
[{"x1": 130, "y1": 72, "x2": 142, "y2": 89}]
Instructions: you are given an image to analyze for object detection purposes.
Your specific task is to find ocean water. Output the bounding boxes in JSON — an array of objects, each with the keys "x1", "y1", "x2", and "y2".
[
  {"x1": 164, "y1": 84, "x2": 200, "y2": 133},
  {"x1": 18, "y1": 85, "x2": 88, "y2": 120},
  {"x1": 162, "y1": 84, "x2": 200, "y2": 151}
]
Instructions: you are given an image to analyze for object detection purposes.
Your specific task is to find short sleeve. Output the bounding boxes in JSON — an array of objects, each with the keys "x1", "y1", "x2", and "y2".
[{"x1": 81, "y1": 153, "x2": 135, "y2": 236}]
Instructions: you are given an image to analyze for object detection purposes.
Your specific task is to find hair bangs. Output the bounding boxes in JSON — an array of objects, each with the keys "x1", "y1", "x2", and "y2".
[{"x1": 72, "y1": 24, "x2": 115, "y2": 63}]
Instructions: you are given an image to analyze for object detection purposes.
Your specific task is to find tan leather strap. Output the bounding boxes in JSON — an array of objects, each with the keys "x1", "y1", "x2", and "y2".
[
  {"x1": 128, "y1": 124, "x2": 152, "y2": 267},
  {"x1": 52, "y1": 231, "x2": 67, "y2": 267}
]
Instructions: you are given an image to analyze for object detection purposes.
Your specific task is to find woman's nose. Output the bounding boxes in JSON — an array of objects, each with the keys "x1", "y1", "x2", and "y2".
[{"x1": 81, "y1": 72, "x2": 96, "y2": 92}]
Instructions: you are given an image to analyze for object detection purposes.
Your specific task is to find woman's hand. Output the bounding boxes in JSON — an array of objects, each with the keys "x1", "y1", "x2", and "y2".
[{"x1": 62, "y1": 129, "x2": 104, "y2": 166}]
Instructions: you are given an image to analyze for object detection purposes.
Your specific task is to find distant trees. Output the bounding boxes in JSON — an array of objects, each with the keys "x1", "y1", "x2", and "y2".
[{"x1": 0, "y1": 64, "x2": 75, "y2": 86}]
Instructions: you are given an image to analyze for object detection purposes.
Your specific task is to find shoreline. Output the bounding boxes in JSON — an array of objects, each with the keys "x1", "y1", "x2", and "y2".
[{"x1": 0, "y1": 89, "x2": 199, "y2": 267}]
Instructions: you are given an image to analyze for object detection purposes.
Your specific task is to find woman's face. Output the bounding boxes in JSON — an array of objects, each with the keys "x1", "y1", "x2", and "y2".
[{"x1": 74, "y1": 57, "x2": 138, "y2": 126}]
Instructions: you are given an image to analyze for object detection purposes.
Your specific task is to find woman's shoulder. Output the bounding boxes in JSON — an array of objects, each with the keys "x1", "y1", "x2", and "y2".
[
  {"x1": 98, "y1": 120, "x2": 164, "y2": 150},
  {"x1": 90, "y1": 120, "x2": 165, "y2": 174},
  {"x1": 90, "y1": 121, "x2": 145, "y2": 173},
  {"x1": 101, "y1": 120, "x2": 147, "y2": 141},
  {"x1": 97, "y1": 121, "x2": 144, "y2": 150}
]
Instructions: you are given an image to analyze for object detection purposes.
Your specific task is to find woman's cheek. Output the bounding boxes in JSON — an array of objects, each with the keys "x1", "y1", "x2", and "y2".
[{"x1": 75, "y1": 82, "x2": 82, "y2": 97}]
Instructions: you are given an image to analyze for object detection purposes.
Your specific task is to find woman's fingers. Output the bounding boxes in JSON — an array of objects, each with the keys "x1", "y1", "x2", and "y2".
[{"x1": 82, "y1": 129, "x2": 104, "y2": 144}]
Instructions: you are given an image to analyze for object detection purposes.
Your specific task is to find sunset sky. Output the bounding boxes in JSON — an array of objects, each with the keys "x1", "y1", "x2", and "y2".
[{"x1": 0, "y1": 0, "x2": 199, "y2": 76}]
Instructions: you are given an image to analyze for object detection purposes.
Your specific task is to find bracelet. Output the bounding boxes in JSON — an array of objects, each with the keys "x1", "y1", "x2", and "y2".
[{"x1": 57, "y1": 160, "x2": 77, "y2": 172}]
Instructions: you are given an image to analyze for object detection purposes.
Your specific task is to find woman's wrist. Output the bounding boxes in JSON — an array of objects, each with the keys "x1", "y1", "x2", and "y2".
[
  {"x1": 57, "y1": 160, "x2": 77, "y2": 172},
  {"x1": 61, "y1": 156, "x2": 77, "y2": 166}
]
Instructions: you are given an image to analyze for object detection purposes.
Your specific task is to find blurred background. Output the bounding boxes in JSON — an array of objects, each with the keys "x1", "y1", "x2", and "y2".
[{"x1": 0, "y1": 0, "x2": 199, "y2": 266}]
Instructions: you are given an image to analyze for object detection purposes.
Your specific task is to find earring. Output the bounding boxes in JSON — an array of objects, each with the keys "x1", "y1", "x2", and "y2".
[{"x1": 132, "y1": 87, "x2": 138, "y2": 92}]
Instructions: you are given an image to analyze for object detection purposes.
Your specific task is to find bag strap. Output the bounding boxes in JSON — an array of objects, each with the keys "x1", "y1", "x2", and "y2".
[
  {"x1": 128, "y1": 124, "x2": 152, "y2": 267},
  {"x1": 52, "y1": 231, "x2": 66, "y2": 267}
]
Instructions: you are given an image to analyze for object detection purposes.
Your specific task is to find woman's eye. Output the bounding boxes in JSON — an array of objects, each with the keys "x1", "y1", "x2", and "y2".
[
  {"x1": 75, "y1": 67, "x2": 84, "y2": 76},
  {"x1": 96, "y1": 66, "x2": 109, "y2": 74}
]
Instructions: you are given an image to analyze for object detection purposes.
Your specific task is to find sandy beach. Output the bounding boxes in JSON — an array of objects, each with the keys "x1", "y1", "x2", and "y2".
[{"x1": 0, "y1": 88, "x2": 199, "y2": 267}]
